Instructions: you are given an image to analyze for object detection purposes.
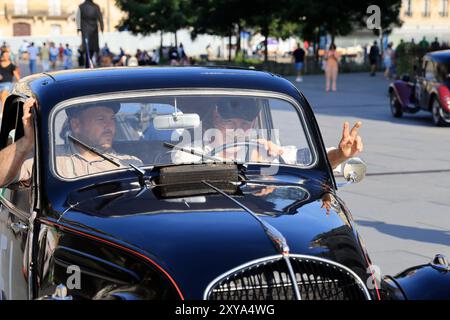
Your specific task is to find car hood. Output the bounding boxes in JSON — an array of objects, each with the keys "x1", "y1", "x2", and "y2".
[{"x1": 53, "y1": 173, "x2": 369, "y2": 299}]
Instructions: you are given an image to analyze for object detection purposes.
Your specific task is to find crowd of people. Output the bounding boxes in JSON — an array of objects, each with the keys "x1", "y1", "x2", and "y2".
[
  {"x1": 0, "y1": 40, "x2": 194, "y2": 107},
  {"x1": 2, "y1": 35, "x2": 450, "y2": 101},
  {"x1": 97, "y1": 43, "x2": 189, "y2": 68},
  {"x1": 13, "y1": 40, "x2": 75, "y2": 73},
  {"x1": 290, "y1": 36, "x2": 450, "y2": 92},
  {"x1": 367, "y1": 36, "x2": 449, "y2": 80},
  {"x1": 1, "y1": 40, "x2": 192, "y2": 72}
]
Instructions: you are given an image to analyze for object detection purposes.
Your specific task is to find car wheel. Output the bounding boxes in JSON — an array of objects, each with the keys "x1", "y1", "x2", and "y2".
[
  {"x1": 432, "y1": 98, "x2": 446, "y2": 127},
  {"x1": 390, "y1": 91, "x2": 403, "y2": 118}
]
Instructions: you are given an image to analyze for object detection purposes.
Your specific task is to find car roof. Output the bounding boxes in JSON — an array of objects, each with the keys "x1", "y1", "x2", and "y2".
[
  {"x1": 11, "y1": 66, "x2": 302, "y2": 114},
  {"x1": 427, "y1": 50, "x2": 450, "y2": 63},
  {"x1": 43, "y1": 66, "x2": 275, "y2": 82}
]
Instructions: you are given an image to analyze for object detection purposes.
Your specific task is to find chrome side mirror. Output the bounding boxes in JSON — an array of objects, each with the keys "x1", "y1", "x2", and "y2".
[{"x1": 343, "y1": 157, "x2": 367, "y2": 184}]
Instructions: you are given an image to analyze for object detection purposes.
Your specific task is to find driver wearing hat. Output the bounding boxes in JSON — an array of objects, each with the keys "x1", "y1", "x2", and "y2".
[
  {"x1": 172, "y1": 97, "x2": 363, "y2": 169},
  {"x1": 0, "y1": 98, "x2": 142, "y2": 186}
]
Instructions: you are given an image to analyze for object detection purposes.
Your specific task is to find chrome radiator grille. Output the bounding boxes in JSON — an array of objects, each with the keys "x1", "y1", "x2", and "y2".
[{"x1": 205, "y1": 255, "x2": 370, "y2": 300}]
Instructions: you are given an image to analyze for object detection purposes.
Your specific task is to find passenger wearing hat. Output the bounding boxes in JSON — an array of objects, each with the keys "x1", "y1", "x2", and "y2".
[{"x1": 0, "y1": 98, "x2": 142, "y2": 186}]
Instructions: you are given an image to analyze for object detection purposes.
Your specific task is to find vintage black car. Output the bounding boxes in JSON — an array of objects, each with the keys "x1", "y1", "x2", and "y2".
[
  {"x1": 0, "y1": 67, "x2": 449, "y2": 300},
  {"x1": 389, "y1": 50, "x2": 450, "y2": 126}
]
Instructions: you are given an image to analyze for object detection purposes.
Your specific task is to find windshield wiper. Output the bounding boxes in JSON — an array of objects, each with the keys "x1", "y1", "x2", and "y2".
[
  {"x1": 68, "y1": 135, "x2": 121, "y2": 167},
  {"x1": 68, "y1": 135, "x2": 152, "y2": 187}
]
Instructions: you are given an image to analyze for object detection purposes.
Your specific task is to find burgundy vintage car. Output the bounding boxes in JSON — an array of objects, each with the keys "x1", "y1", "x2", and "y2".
[{"x1": 389, "y1": 50, "x2": 450, "y2": 126}]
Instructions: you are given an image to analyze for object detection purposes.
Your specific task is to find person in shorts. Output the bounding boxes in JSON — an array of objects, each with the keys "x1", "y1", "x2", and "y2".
[
  {"x1": 0, "y1": 50, "x2": 20, "y2": 107},
  {"x1": 292, "y1": 43, "x2": 306, "y2": 83}
]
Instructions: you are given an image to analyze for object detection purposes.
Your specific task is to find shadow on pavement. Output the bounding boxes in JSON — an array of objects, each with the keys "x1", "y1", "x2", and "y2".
[{"x1": 356, "y1": 219, "x2": 450, "y2": 247}]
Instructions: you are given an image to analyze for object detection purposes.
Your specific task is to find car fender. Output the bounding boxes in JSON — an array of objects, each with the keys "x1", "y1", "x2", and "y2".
[
  {"x1": 384, "y1": 255, "x2": 450, "y2": 300},
  {"x1": 389, "y1": 80, "x2": 414, "y2": 107},
  {"x1": 436, "y1": 85, "x2": 450, "y2": 113}
]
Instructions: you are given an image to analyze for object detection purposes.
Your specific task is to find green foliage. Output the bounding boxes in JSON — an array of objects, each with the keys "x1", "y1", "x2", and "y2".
[
  {"x1": 189, "y1": 0, "x2": 243, "y2": 38},
  {"x1": 395, "y1": 41, "x2": 426, "y2": 77},
  {"x1": 287, "y1": 0, "x2": 402, "y2": 41},
  {"x1": 115, "y1": 0, "x2": 192, "y2": 35},
  {"x1": 115, "y1": 0, "x2": 403, "y2": 59}
]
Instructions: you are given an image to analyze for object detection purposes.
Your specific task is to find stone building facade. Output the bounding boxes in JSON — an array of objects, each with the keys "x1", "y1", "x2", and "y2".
[{"x1": 0, "y1": 0, "x2": 123, "y2": 37}]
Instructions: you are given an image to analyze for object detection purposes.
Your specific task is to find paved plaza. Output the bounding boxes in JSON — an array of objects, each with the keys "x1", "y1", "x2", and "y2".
[{"x1": 289, "y1": 72, "x2": 450, "y2": 276}]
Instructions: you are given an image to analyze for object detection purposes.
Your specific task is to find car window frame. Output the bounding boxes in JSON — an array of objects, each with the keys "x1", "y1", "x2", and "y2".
[
  {"x1": 48, "y1": 89, "x2": 319, "y2": 182},
  {"x1": 424, "y1": 60, "x2": 436, "y2": 81},
  {"x1": 0, "y1": 97, "x2": 37, "y2": 219}
]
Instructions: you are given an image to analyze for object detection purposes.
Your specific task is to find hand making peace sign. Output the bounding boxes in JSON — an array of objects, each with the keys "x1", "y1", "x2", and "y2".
[{"x1": 338, "y1": 121, "x2": 363, "y2": 159}]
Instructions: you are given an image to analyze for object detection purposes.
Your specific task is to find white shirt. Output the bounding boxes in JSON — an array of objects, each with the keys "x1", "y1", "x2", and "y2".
[{"x1": 28, "y1": 46, "x2": 39, "y2": 60}]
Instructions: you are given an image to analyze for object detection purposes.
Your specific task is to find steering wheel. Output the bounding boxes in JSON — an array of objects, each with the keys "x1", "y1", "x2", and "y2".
[{"x1": 209, "y1": 141, "x2": 286, "y2": 164}]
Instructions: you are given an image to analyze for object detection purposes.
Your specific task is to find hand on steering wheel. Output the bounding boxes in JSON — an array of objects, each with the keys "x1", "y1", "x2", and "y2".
[{"x1": 209, "y1": 140, "x2": 285, "y2": 164}]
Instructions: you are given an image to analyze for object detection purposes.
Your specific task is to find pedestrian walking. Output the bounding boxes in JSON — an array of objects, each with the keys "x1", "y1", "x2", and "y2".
[
  {"x1": 63, "y1": 44, "x2": 73, "y2": 70},
  {"x1": 206, "y1": 44, "x2": 212, "y2": 61},
  {"x1": 419, "y1": 36, "x2": 429, "y2": 50},
  {"x1": 324, "y1": 43, "x2": 340, "y2": 92},
  {"x1": 0, "y1": 50, "x2": 20, "y2": 107},
  {"x1": 151, "y1": 49, "x2": 160, "y2": 65},
  {"x1": 101, "y1": 43, "x2": 111, "y2": 56},
  {"x1": 27, "y1": 42, "x2": 38, "y2": 74},
  {"x1": 49, "y1": 42, "x2": 58, "y2": 70},
  {"x1": 292, "y1": 43, "x2": 305, "y2": 82},
  {"x1": 19, "y1": 40, "x2": 29, "y2": 61},
  {"x1": 40, "y1": 42, "x2": 50, "y2": 72},
  {"x1": 179, "y1": 43, "x2": 189, "y2": 65},
  {"x1": 58, "y1": 43, "x2": 64, "y2": 64},
  {"x1": 369, "y1": 41, "x2": 380, "y2": 76},
  {"x1": 169, "y1": 46, "x2": 180, "y2": 65},
  {"x1": 1, "y1": 42, "x2": 7, "y2": 54},
  {"x1": 77, "y1": 46, "x2": 84, "y2": 67},
  {"x1": 383, "y1": 43, "x2": 394, "y2": 79}
]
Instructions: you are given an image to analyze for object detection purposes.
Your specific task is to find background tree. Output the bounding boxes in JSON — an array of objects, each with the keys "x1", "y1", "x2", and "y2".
[
  {"x1": 190, "y1": 0, "x2": 243, "y2": 61},
  {"x1": 240, "y1": 0, "x2": 290, "y2": 62},
  {"x1": 115, "y1": 0, "x2": 191, "y2": 51},
  {"x1": 288, "y1": 0, "x2": 402, "y2": 44}
]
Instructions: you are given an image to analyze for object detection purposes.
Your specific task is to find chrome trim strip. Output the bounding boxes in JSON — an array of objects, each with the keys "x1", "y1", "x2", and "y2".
[
  {"x1": 203, "y1": 254, "x2": 372, "y2": 300},
  {"x1": 211, "y1": 279, "x2": 339, "y2": 292},
  {"x1": 202, "y1": 179, "x2": 302, "y2": 299},
  {"x1": 283, "y1": 255, "x2": 302, "y2": 300},
  {"x1": 48, "y1": 88, "x2": 319, "y2": 182}
]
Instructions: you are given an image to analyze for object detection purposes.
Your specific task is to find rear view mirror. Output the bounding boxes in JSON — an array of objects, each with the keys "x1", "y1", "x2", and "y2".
[
  {"x1": 153, "y1": 113, "x2": 200, "y2": 130},
  {"x1": 343, "y1": 157, "x2": 367, "y2": 183}
]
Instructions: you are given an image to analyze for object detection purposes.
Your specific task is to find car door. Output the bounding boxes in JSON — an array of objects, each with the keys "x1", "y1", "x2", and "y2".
[
  {"x1": 414, "y1": 59, "x2": 426, "y2": 108},
  {"x1": 0, "y1": 98, "x2": 35, "y2": 300},
  {"x1": 421, "y1": 59, "x2": 437, "y2": 110}
]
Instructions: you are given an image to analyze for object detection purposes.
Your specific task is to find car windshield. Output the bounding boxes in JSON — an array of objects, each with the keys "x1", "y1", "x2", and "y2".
[
  {"x1": 436, "y1": 61, "x2": 450, "y2": 82},
  {"x1": 51, "y1": 92, "x2": 315, "y2": 179}
]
